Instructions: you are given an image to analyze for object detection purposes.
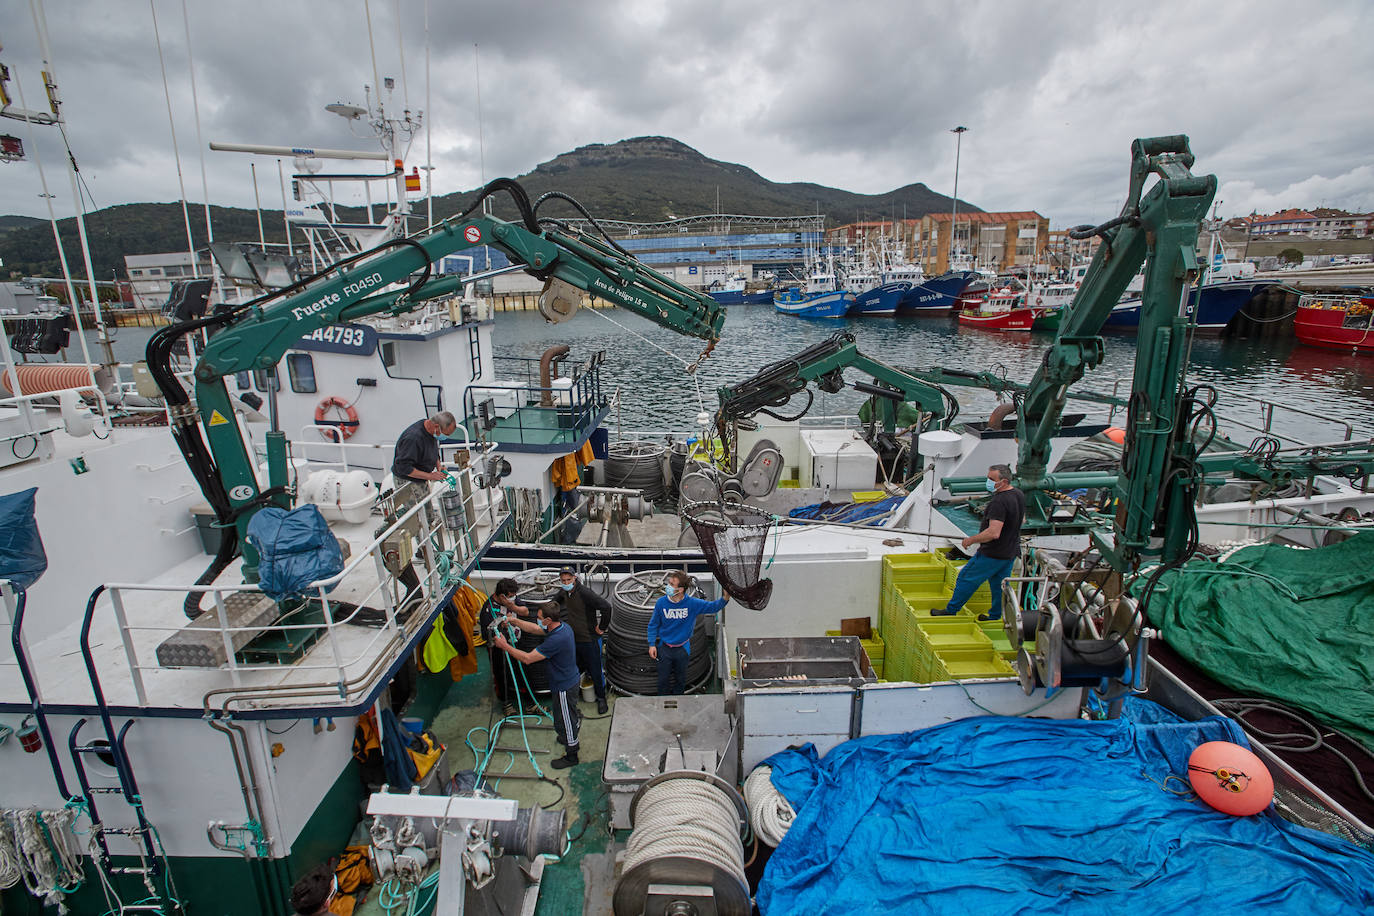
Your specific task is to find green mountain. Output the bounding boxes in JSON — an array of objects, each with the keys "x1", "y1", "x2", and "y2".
[{"x1": 0, "y1": 136, "x2": 977, "y2": 280}]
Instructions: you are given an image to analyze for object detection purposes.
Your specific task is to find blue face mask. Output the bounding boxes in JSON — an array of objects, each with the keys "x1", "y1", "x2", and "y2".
[
  {"x1": 664, "y1": 585, "x2": 675, "y2": 598},
  {"x1": 560, "y1": 582, "x2": 574, "y2": 591},
  {"x1": 985, "y1": 477, "x2": 998, "y2": 493},
  {"x1": 537, "y1": 619, "x2": 548, "y2": 632}
]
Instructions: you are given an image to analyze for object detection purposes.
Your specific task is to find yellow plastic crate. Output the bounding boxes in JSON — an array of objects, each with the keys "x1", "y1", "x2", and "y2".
[{"x1": 932, "y1": 645, "x2": 1016, "y2": 680}]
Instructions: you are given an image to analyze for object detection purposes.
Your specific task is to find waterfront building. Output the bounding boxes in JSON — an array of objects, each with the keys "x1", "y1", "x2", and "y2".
[{"x1": 916, "y1": 211, "x2": 1050, "y2": 275}]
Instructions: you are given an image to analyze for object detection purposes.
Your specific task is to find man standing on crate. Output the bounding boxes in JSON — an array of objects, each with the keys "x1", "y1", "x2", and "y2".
[
  {"x1": 932, "y1": 464, "x2": 1025, "y2": 622},
  {"x1": 554, "y1": 566, "x2": 612, "y2": 715},
  {"x1": 492, "y1": 602, "x2": 582, "y2": 769},
  {"x1": 648, "y1": 570, "x2": 728, "y2": 695}
]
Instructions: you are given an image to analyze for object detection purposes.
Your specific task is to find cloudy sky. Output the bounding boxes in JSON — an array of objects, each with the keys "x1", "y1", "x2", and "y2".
[{"x1": 2, "y1": 0, "x2": 1372, "y2": 229}]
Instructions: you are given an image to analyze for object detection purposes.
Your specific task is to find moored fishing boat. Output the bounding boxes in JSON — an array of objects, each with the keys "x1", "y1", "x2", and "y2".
[
  {"x1": 774, "y1": 256, "x2": 854, "y2": 319},
  {"x1": 1294, "y1": 293, "x2": 1374, "y2": 353},
  {"x1": 956, "y1": 286, "x2": 1035, "y2": 330},
  {"x1": 898, "y1": 269, "x2": 979, "y2": 315}
]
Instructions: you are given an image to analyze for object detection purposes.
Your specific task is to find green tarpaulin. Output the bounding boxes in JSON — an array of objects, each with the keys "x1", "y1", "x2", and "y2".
[{"x1": 1145, "y1": 532, "x2": 1374, "y2": 751}]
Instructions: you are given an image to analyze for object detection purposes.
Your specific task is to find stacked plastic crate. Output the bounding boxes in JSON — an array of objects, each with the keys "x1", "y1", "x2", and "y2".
[{"x1": 879, "y1": 553, "x2": 1016, "y2": 682}]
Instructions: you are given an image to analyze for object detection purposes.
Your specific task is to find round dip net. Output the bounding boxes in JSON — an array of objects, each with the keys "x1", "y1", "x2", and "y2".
[{"x1": 681, "y1": 500, "x2": 774, "y2": 609}]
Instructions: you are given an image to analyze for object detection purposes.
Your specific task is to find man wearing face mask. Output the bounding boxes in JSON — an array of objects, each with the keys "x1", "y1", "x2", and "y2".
[
  {"x1": 932, "y1": 463, "x2": 1025, "y2": 622},
  {"x1": 492, "y1": 602, "x2": 582, "y2": 769},
  {"x1": 647, "y1": 570, "x2": 729, "y2": 696},
  {"x1": 553, "y1": 566, "x2": 612, "y2": 715}
]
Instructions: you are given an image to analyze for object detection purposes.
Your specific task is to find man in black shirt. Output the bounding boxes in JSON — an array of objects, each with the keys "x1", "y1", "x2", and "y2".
[
  {"x1": 391, "y1": 411, "x2": 457, "y2": 484},
  {"x1": 554, "y1": 565, "x2": 612, "y2": 714},
  {"x1": 932, "y1": 463, "x2": 1025, "y2": 622}
]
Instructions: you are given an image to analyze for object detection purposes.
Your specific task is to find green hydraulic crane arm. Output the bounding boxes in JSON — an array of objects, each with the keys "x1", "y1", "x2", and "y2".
[
  {"x1": 185, "y1": 206, "x2": 724, "y2": 567},
  {"x1": 1012, "y1": 136, "x2": 1216, "y2": 568},
  {"x1": 715, "y1": 331, "x2": 953, "y2": 435}
]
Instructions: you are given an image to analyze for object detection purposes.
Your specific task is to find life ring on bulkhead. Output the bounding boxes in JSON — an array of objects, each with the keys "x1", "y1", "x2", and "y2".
[
  {"x1": 1036, "y1": 296, "x2": 1043, "y2": 306},
  {"x1": 315, "y1": 396, "x2": 360, "y2": 442}
]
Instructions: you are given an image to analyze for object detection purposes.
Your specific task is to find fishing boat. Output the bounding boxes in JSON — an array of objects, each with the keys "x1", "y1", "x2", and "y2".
[
  {"x1": 1293, "y1": 294, "x2": 1374, "y2": 353},
  {"x1": 1105, "y1": 238, "x2": 1277, "y2": 332},
  {"x1": 706, "y1": 273, "x2": 774, "y2": 306},
  {"x1": 3, "y1": 41, "x2": 1373, "y2": 915},
  {"x1": 848, "y1": 243, "x2": 923, "y2": 316},
  {"x1": 774, "y1": 255, "x2": 854, "y2": 319},
  {"x1": 956, "y1": 286, "x2": 1036, "y2": 330},
  {"x1": 897, "y1": 269, "x2": 979, "y2": 315}
]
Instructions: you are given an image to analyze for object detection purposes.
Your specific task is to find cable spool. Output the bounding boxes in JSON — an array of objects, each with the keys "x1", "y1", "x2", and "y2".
[
  {"x1": 606, "y1": 440, "x2": 668, "y2": 502},
  {"x1": 613, "y1": 771, "x2": 751, "y2": 916},
  {"x1": 667, "y1": 440, "x2": 689, "y2": 498},
  {"x1": 605, "y1": 570, "x2": 713, "y2": 695}
]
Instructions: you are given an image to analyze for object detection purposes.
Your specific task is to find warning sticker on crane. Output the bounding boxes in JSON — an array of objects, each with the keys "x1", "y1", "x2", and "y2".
[
  {"x1": 464, "y1": 226, "x2": 482, "y2": 244},
  {"x1": 208, "y1": 410, "x2": 230, "y2": 426}
]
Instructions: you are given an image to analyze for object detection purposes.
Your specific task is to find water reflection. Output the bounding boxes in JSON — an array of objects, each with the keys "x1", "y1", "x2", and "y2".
[{"x1": 495, "y1": 308, "x2": 1374, "y2": 442}]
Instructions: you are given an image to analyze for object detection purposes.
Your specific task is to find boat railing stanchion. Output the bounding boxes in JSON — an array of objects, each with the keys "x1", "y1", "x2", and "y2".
[
  {"x1": 213, "y1": 588, "x2": 243, "y2": 689},
  {"x1": 317, "y1": 585, "x2": 347, "y2": 695}
]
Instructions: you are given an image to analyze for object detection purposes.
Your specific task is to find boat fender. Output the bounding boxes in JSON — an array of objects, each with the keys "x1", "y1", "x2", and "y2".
[{"x1": 315, "y1": 396, "x2": 360, "y2": 441}]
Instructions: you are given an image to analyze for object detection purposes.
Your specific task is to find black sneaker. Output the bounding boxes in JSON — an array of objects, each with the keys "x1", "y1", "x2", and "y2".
[
  {"x1": 596, "y1": 698, "x2": 609, "y2": 715},
  {"x1": 929, "y1": 607, "x2": 960, "y2": 617},
  {"x1": 551, "y1": 752, "x2": 579, "y2": 769},
  {"x1": 977, "y1": 612, "x2": 1002, "y2": 622}
]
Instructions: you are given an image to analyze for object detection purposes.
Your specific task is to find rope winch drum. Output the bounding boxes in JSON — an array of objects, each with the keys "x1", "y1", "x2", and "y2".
[
  {"x1": 613, "y1": 771, "x2": 751, "y2": 916},
  {"x1": 605, "y1": 440, "x2": 669, "y2": 501}
]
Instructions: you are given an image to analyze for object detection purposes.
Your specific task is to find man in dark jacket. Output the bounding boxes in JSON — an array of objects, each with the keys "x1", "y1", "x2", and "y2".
[
  {"x1": 479, "y1": 578, "x2": 532, "y2": 716},
  {"x1": 391, "y1": 411, "x2": 456, "y2": 484},
  {"x1": 554, "y1": 566, "x2": 612, "y2": 714}
]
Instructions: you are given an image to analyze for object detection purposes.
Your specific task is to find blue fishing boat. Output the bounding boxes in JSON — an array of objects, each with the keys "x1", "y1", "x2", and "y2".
[
  {"x1": 706, "y1": 273, "x2": 774, "y2": 306},
  {"x1": 898, "y1": 270, "x2": 979, "y2": 314},
  {"x1": 1105, "y1": 279, "x2": 1276, "y2": 331},
  {"x1": 775, "y1": 257, "x2": 854, "y2": 318},
  {"x1": 848, "y1": 281, "x2": 908, "y2": 316}
]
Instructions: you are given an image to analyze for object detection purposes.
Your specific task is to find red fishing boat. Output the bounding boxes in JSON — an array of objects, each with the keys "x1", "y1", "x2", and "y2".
[
  {"x1": 1293, "y1": 294, "x2": 1374, "y2": 353},
  {"x1": 956, "y1": 287, "x2": 1036, "y2": 331}
]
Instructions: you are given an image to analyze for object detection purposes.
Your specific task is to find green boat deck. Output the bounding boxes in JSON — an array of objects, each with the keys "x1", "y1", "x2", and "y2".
[{"x1": 354, "y1": 646, "x2": 621, "y2": 916}]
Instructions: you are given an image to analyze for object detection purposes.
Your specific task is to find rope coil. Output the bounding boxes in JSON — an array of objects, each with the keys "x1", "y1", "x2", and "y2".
[{"x1": 743, "y1": 765, "x2": 796, "y2": 847}]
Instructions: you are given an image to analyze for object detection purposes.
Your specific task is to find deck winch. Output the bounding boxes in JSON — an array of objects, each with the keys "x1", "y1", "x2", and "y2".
[{"x1": 612, "y1": 771, "x2": 751, "y2": 916}]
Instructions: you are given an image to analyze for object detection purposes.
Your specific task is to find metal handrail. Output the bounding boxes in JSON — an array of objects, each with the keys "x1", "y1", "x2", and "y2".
[{"x1": 89, "y1": 465, "x2": 500, "y2": 706}]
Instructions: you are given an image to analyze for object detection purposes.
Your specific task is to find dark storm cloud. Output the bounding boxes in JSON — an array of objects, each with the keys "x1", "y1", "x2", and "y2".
[{"x1": 2, "y1": 0, "x2": 1371, "y2": 229}]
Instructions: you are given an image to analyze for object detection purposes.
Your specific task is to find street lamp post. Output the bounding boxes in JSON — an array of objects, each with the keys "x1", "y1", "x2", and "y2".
[{"x1": 950, "y1": 126, "x2": 968, "y2": 272}]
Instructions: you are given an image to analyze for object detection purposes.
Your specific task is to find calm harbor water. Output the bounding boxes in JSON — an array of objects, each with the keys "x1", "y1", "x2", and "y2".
[
  {"x1": 81, "y1": 307, "x2": 1374, "y2": 445},
  {"x1": 494, "y1": 306, "x2": 1374, "y2": 446}
]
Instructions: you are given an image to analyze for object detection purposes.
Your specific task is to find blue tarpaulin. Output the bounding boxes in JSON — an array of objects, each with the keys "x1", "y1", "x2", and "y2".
[
  {"x1": 0, "y1": 487, "x2": 47, "y2": 591},
  {"x1": 758, "y1": 699, "x2": 1374, "y2": 915},
  {"x1": 245, "y1": 505, "x2": 343, "y2": 601}
]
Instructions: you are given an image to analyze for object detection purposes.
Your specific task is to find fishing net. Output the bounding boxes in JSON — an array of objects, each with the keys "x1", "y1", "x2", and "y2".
[{"x1": 682, "y1": 500, "x2": 774, "y2": 609}]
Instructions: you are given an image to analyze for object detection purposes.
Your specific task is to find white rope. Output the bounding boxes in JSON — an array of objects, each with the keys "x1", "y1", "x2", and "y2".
[
  {"x1": 582, "y1": 305, "x2": 710, "y2": 416},
  {"x1": 743, "y1": 765, "x2": 796, "y2": 847},
  {"x1": 622, "y1": 777, "x2": 746, "y2": 890},
  {"x1": 7, "y1": 807, "x2": 84, "y2": 909},
  {"x1": 0, "y1": 814, "x2": 22, "y2": 889}
]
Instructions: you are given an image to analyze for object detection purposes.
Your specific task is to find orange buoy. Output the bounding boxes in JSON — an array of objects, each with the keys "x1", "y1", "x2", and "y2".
[
  {"x1": 1187, "y1": 741, "x2": 1273, "y2": 816},
  {"x1": 1104, "y1": 426, "x2": 1126, "y2": 444}
]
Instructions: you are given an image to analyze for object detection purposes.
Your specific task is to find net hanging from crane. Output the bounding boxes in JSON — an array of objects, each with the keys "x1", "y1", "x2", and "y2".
[{"x1": 681, "y1": 500, "x2": 774, "y2": 609}]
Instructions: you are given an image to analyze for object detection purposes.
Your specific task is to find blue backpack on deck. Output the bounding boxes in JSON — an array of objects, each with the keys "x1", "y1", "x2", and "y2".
[
  {"x1": 246, "y1": 505, "x2": 344, "y2": 602},
  {"x1": 0, "y1": 488, "x2": 47, "y2": 591}
]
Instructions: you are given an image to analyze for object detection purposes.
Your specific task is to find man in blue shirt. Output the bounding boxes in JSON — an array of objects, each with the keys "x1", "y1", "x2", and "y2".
[
  {"x1": 493, "y1": 602, "x2": 582, "y2": 769},
  {"x1": 647, "y1": 570, "x2": 728, "y2": 696}
]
